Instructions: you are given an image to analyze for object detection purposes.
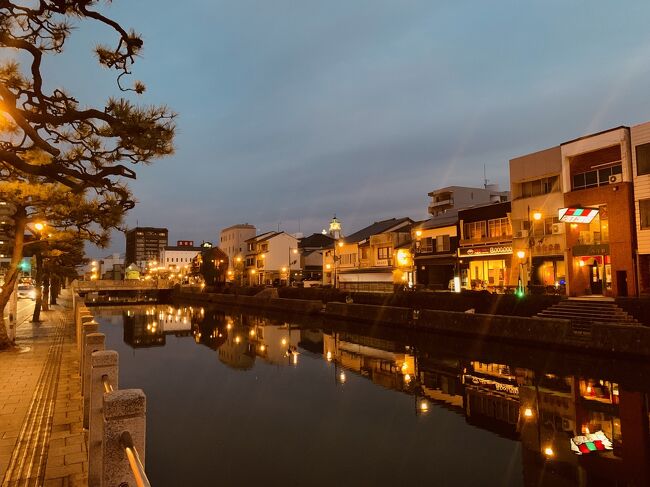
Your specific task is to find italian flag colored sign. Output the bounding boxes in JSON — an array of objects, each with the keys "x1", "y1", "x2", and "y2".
[{"x1": 570, "y1": 430, "x2": 613, "y2": 455}]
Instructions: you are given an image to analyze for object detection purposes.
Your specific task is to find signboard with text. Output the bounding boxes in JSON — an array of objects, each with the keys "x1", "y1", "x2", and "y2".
[
  {"x1": 559, "y1": 207, "x2": 599, "y2": 224},
  {"x1": 458, "y1": 245, "x2": 512, "y2": 258}
]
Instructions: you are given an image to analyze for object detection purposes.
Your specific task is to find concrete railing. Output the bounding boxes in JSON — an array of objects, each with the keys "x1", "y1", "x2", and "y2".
[
  {"x1": 73, "y1": 279, "x2": 173, "y2": 293},
  {"x1": 73, "y1": 293, "x2": 150, "y2": 487}
]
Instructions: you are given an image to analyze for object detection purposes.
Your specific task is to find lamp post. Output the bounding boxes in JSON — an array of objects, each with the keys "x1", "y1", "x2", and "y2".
[
  {"x1": 521, "y1": 207, "x2": 543, "y2": 295},
  {"x1": 30, "y1": 221, "x2": 46, "y2": 323},
  {"x1": 286, "y1": 247, "x2": 299, "y2": 286}
]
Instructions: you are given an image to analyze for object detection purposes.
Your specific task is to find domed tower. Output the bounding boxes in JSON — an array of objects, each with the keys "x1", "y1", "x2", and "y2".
[{"x1": 328, "y1": 215, "x2": 342, "y2": 240}]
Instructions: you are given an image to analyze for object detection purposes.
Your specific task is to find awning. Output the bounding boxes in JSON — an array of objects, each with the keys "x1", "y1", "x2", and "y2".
[{"x1": 414, "y1": 257, "x2": 457, "y2": 266}]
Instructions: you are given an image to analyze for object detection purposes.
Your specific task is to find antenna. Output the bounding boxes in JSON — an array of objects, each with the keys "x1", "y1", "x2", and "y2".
[
  {"x1": 277, "y1": 222, "x2": 281, "y2": 232},
  {"x1": 483, "y1": 165, "x2": 489, "y2": 189}
]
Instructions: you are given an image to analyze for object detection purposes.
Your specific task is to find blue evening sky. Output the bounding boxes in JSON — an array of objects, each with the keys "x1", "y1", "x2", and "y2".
[{"x1": 40, "y1": 0, "x2": 650, "y2": 255}]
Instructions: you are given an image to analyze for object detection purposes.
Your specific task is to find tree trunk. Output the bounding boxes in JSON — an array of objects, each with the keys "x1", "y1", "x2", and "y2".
[
  {"x1": 0, "y1": 207, "x2": 27, "y2": 349},
  {"x1": 32, "y1": 250, "x2": 43, "y2": 323},
  {"x1": 50, "y1": 276, "x2": 59, "y2": 305},
  {"x1": 42, "y1": 274, "x2": 50, "y2": 312}
]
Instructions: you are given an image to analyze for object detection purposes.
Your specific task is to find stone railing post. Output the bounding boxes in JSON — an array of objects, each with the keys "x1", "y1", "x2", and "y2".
[
  {"x1": 83, "y1": 332, "x2": 104, "y2": 428},
  {"x1": 89, "y1": 350, "x2": 118, "y2": 487},
  {"x1": 80, "y1": 319, "x2": 98, "y2": 375},
  {"x1": 78, "y1": 312, "x2": 93, "y2": 353},
  {"x1": 102, "y1": 389, "x2": 146, "y2": 487}
]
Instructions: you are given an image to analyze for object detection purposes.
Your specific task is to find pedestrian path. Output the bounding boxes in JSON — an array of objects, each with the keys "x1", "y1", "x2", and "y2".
[{"x1": 0, "y1": 291, "x2": 87, "y2": 486}]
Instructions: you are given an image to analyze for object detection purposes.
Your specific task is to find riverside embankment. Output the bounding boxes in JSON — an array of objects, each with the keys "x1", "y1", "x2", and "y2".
[{"x1": 173, "y1": 289, "x2": 650, "y2": 359}]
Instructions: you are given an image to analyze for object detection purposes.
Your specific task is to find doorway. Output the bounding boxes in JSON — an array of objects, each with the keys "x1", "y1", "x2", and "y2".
[{"x1": 590, "y1": 264, "x2": 603, "y2": 294}]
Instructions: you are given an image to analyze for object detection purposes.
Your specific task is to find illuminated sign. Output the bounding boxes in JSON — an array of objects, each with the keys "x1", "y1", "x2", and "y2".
[
  {"x1": 558, "y1": 207, "x2": 599, "y2": 224},
  {"x1": 458, "y1": 246, "x2": 512, "y2": 257},
  {"x1": 463, "y1": 375, "x2": 519, "y2": 395},
  {"x1": 570, "y1": 431, "x2": 613, "y2": 455}
]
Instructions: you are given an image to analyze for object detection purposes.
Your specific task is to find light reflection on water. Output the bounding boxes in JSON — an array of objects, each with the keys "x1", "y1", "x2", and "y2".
[{"x1": 95, "y1": 304, "x2": 650, "y2": 487}]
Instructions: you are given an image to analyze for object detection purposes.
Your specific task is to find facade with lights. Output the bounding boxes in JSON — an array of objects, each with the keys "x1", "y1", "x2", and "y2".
[{"x1": 560, "y1": 127, "x2": 637, "y2": 297}]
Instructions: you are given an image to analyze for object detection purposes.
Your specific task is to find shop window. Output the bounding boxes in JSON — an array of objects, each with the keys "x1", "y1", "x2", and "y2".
[
  {"x1": 636, "y1": 143, "x2": 650, "y2": 176},
  {"x1": 488, "y1": 218, "x2": 512, "y2": 238},
  {"x1": 639, "y1": 199, "x2": 650, "y2": 229},
  {"x1": 464, "y1": 221, "x2": 486, "y2": 240}
]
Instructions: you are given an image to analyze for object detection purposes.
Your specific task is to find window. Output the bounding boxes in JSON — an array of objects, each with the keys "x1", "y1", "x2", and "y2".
[
  {"x1": 377, "y1": 247, "x2": 391, "y2": 260},
  {"x1": 464, "y1": 221, "x2": 486, "y2": 240},
  {"x1": 340, "y1": 253, "x2": 356, "y2": 265},
  {"x1": 488, "y1": 218, "x2": 511, "y2": 238},
  {"x1": 637, "y1": 143, "x2": 650, "y2": 176},
  {"x1": 572, "y1": 164, "x2": 622, "y2": 190},
  {"x1": 520, "y1": 176, "x2": 559, "y2": 198},
  {"x1": 436, "y1": 235, "x2": 450, "y2": 252},
  {"x1": 361, "y1": 247, "x2": 369, "y2": 259},
  {"x1": 640, "y1": 199, "x2": 650, "y2": 229}
]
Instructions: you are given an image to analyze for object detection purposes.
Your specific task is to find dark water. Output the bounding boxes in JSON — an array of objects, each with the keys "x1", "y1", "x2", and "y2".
[{"x1": 95, "y1": 304, "x2": 650, "y2": 487}]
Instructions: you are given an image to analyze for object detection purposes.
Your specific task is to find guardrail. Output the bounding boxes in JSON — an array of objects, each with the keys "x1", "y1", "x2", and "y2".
[{"x1": 73, "y1": 292, "x2": 151, "y2": 487}]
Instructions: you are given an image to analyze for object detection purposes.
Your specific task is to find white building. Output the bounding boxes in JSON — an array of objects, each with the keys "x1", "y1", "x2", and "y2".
[
  {"x1": 428, "y1": 185, "x2": 509, "y2": 216},
  {"x1": 219, "y1": 223, "x2": 256, "y2": 273},
  {"x1": 244, "y1": 231, "x2": 301, "y2": 285},
  {"x1": 160, "y1": 243, "x2": 202, "y2": 271}
]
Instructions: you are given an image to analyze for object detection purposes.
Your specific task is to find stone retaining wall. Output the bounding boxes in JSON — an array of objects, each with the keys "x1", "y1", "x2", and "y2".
[{"x1": 173, "y1": 290, "x2": 323, "y2": 315}]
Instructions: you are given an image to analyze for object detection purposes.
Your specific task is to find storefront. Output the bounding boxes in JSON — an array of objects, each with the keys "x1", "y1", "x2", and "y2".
[{"x1": 458, "y1": 245, "x2": 512, "y2": 292}]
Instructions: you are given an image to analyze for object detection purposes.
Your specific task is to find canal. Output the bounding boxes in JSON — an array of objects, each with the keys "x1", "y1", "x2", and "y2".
[{"x1": 94, "y1": 304, "x2": 650, "y2": 487}]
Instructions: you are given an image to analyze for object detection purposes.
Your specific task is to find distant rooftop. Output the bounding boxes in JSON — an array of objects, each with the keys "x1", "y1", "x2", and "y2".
[{"x1": 343, "y1": 217, "x2": 413, "y2": 244}]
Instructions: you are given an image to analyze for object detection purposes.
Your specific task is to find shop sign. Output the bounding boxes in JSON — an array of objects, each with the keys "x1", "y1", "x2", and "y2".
[
  {"x1": 463, "y1": 374, "x2": 519, "y2": 395},
  {"x1": 559, "y1": 207, "x2": 599, "y2": 224},
  {"x1": 572, "y1": 244, "x2": 610, "y2": 257},
  {"x1": 570, "y1": 431, "x2": 613, "y2": 455},
  {"x1": 459, "y1": 245, "x2": 512, "y2": 257}
]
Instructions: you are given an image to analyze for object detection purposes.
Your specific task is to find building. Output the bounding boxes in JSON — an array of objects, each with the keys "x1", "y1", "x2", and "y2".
[
  {"x1": 631, "y1": 121, "x2": 650, "y2": 294},
  {"x1": 0, "y1": 201, "x2": 14, "y2": 274},
  {"x1": 218, "y1": 224, "x2": 256, "y2": 276},
  {"x1": 192, "y1": 246, "x2": 229, "y2": 286},
  {"x1": 323, "y1": 217, "x2": 413, "y2": 292},
  {"x1": 560, "y1": 127, "x2": 636, "y2": 297},
  {"x1": 85, "y1": 253, "x2": 125, "y2": 280},
  {"x1": 458, "y1": 202, "x2": 513, "y2": 291},
  {"x1": 244, "y1": 232, "x2": 300, "y2": 286},
  {"x1": 509, "y1": 146, "x2": 566, "y2": 291},
  {"x1": 125, "y1": 227, "x2": 168, "y2": 269},
  {"x1": 160, "y1": 241, "x2": 203, "y2": 273},
  {"x1": 298, "y1": 232, "x2": 334, "y2": 283},
  {"x1": 428, "y1": 185, "x2": 509, "y2": 217},
  {"x1": 412, "y1": 211, "x2": 460, "y2": 290}
]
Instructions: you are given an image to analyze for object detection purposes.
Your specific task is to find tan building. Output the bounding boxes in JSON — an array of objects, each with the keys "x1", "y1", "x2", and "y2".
[
  {"x1": 322, "y1": 217, "x2": 413, "y2": 291},
  {"x1": 219, "y1": 223, "x2": 256, "y2": 278},
  {"x1": 509, "y1": 146, "x2": 566, "y2": 291}
]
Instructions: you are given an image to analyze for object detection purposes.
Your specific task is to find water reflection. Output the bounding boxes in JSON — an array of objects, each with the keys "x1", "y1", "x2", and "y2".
[{"x1": 102, "y1": 304, "x2": 650, "y2": 486}]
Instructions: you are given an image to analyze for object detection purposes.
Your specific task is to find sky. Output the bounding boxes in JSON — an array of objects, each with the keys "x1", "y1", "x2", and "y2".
[{"x1": 37, "y1": 0, "x2": 650, "y2": 256}]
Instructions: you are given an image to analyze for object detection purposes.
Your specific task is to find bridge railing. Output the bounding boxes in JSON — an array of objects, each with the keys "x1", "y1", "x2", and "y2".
[
  {"x1": 74, "y1": 293, "x2": 151, "y2": 487},
  {"x1": 73, "y1": 279, "x2": 173, "y2": 292}
]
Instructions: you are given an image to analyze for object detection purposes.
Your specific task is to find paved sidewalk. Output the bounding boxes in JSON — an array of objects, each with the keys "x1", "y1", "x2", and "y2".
[{"x1": 0, "y1": 290, "x2": 87, "y2": 486}]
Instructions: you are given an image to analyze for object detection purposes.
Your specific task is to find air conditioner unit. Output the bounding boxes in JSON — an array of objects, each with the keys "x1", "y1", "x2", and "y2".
[
  {"x1": 609, "y1": 174, "x2": 622, "y2": 184},
  {"x1": 515, "y1": 230, "x2": 529, "y2": 239},
  {"x1": 551, "y1": 223, "x2": 564, "y2": 235}
]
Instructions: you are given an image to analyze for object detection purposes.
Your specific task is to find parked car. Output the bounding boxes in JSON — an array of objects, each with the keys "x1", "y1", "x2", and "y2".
[{"x1": 17, "y1": 284, "x2": 36, "y2": 300}]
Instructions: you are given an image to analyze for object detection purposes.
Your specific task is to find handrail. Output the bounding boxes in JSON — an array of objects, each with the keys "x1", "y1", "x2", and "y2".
[
  {"x1": 120, "y1": 431, "x2": 151, "y2": 487},
  {"x1": 101, "y1": 374, "x2": 114, "y2": 393}
]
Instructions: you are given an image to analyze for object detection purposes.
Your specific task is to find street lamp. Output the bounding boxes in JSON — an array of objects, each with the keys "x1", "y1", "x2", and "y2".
[
  {"x1": 286, "y1": 247, "x2": 299, "y2": 286},
  {"x1": 516, "y1": 249, "x2": 526, "y2": 297}
]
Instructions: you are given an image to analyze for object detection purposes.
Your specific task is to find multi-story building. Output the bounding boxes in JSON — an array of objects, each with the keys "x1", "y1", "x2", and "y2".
[
  {"x1": 428, "y1": 185, "x2": 509, "y2": 217},
  {"x1": 560, "y1": 126, "x2": 636, "y2": 297},
  {"x1": 631, "y1": 121, "x2": 650, "y2": 294},
  {"x1": 160, "y1": 241, "x2": 203, "y2": 272},
  {"x1": 412, "y1": 211, "x2": 460, "y2": 291},
  {"x1": 323, "y1": 217, "x2": 413, "y2": 292},
  {"x1": 244, "y1": 232, "x2": 300, "y2": 286},
  {"x1": 458, "y1": 202, "x2": 513, "y2": 291},
  {"x1": 0, "y1": 201, "x2": 13, "y2": 274},
  {"x1": 125, "y1": 226, "x2": 168, "y2": 269},
  {"x1": 509, "y1": 146, "x2": 566, "y2": 291},
  {"x1": 218, "y1": 224, "x2": 256, "y2": 275}
]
